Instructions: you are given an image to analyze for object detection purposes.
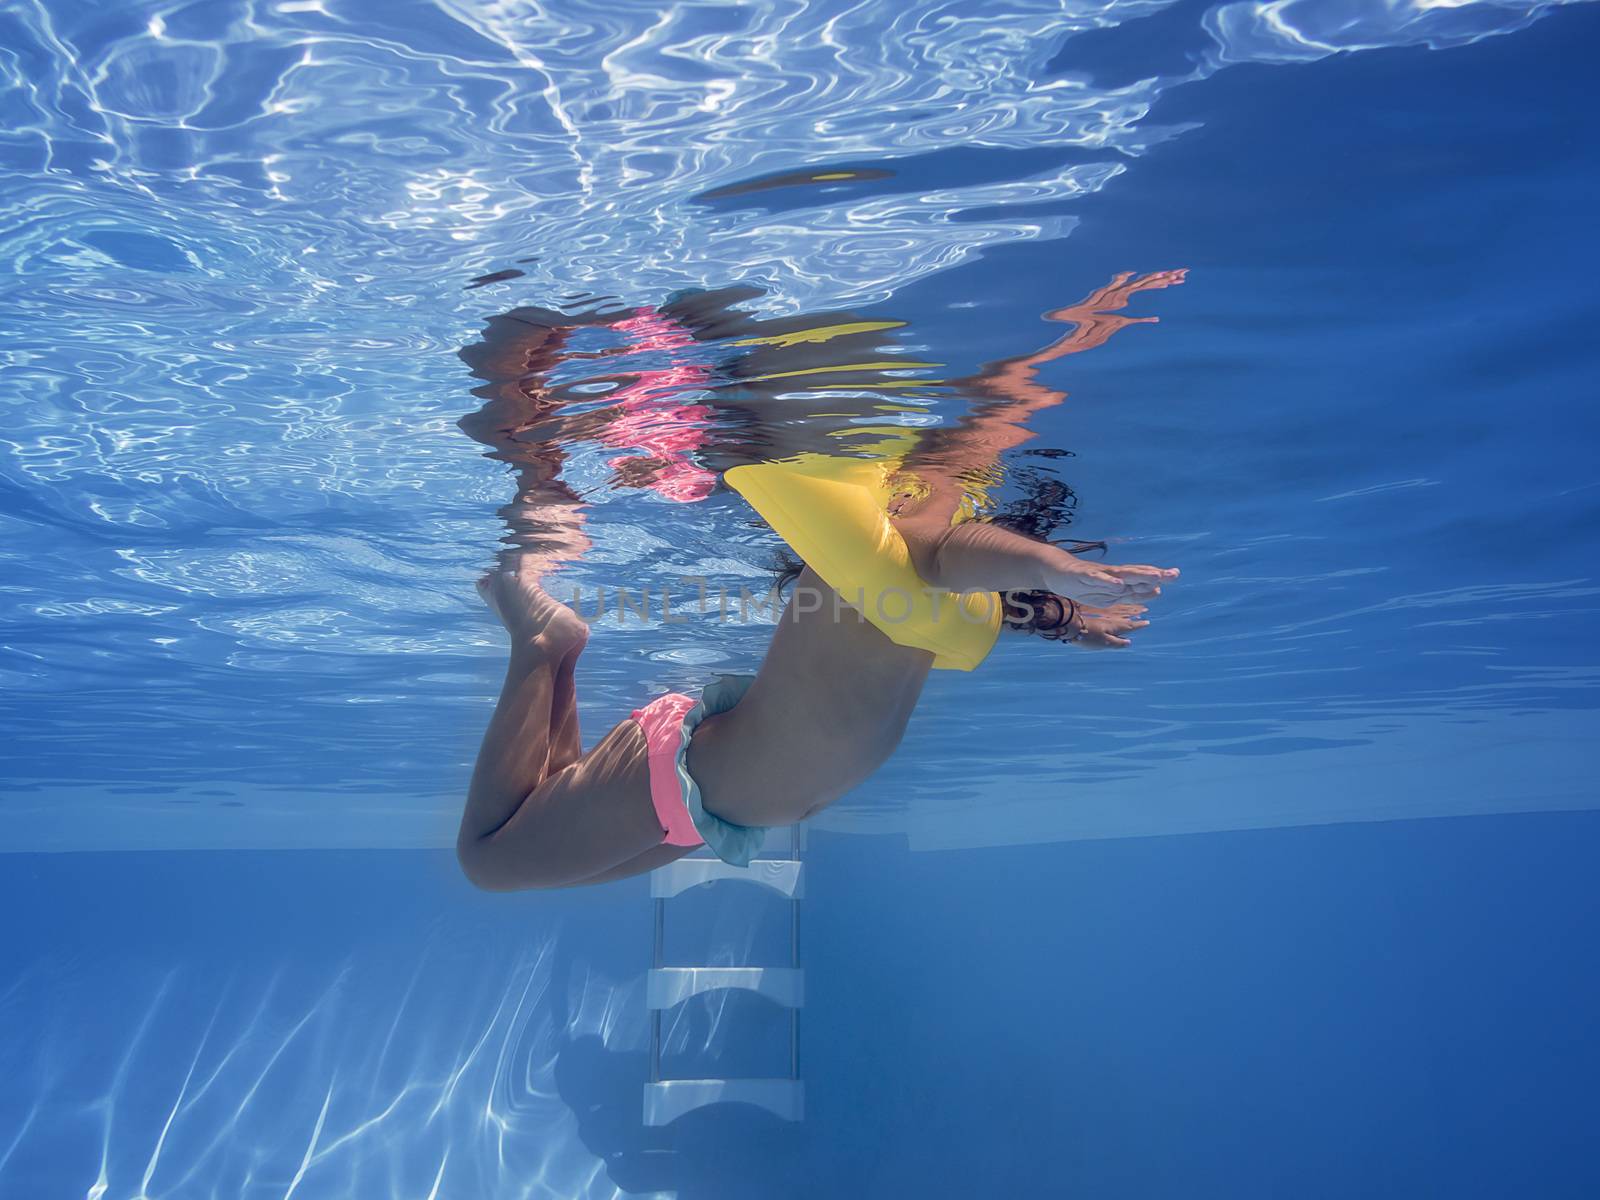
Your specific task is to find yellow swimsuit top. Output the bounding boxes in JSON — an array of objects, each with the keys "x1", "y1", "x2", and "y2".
[{"x1": 724, "y1": 439, "x2": 1001, "y2": 672}]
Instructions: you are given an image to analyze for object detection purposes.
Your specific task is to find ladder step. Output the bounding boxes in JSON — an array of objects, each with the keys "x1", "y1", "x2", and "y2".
[
  {"x1": 680, "y1": 825, "x2": 804, "y2": 860},
  {"x1": 651, "y1": 858, "x2": 804, "y2": 900},
  {"x1": 647, "y1": 966, "x2": 804, "y2": 1010},
  {"x1": 643, "y1": 1078, "x2": 804, "y2": 1126}
]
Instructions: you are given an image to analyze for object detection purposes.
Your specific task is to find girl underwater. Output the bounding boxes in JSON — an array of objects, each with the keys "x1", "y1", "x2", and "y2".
[{"x1": 455, "y1": 271, "x2": 1184, "y2": 889}]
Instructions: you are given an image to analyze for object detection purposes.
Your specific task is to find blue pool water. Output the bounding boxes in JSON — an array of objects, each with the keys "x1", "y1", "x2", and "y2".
[{"x1": 3, "y1": 1, "x2": 1599, "y2": 1196}]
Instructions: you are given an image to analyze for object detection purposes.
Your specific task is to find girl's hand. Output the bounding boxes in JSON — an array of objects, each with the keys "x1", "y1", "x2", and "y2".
[
  {"x1": 1074, "y1": 603, "x2": 1150, "y2": 649},
  {"x1": 1047, "y1": 556, "x2": 1179, "y2": 606}
]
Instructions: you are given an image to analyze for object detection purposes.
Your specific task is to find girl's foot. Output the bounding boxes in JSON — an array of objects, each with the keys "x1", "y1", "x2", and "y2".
[{"x1": 477, "y1": 557, "x2": 590, "y2": 653}]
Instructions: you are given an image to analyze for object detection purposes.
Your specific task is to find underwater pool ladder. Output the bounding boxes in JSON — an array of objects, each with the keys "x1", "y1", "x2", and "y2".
[{"x1": 644, "y1": 826, "x2": 805, "y2": 1125}]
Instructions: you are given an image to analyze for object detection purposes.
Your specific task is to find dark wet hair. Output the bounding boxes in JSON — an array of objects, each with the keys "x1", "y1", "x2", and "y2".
[
  {"x1": 999, "y1": 590, "x2": 1081, "y2": 641},
  {"x1": 771, "y1": 551, "x2": 806, "y2": 593},
  {"x1": 982, "y1": 466, "x2": 1078, "y2": 542},
  {"x1": 980, "y1": 464, "x2": 1099, "y2": 642}
]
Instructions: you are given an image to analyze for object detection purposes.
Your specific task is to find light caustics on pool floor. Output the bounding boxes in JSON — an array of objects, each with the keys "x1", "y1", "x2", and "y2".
[{"x1": 0, "y1": 920, "x2": 798, "y2": 1199}]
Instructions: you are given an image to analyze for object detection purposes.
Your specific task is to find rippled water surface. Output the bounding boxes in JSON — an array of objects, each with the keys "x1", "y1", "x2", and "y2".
[
  {"x1": 5, "y1": 0, "x2": 1596, "y2": 850},
  {"x1": 3, "y1": 0, "x2": 1600, "y2": 1195}
]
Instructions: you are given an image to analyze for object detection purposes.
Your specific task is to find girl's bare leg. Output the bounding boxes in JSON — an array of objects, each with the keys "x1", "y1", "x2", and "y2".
[
  {"x1": 457, "y1": 561, "x2": 676, "y2": 890},
  {"x1": 545, "y1": 638, "x2": 584, "y2": 776}
]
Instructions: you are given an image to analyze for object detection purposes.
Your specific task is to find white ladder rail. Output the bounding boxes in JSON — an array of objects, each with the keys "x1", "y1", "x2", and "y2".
[{"x1": 645, "y1": 825, "x2": 805, "y2": 1126}]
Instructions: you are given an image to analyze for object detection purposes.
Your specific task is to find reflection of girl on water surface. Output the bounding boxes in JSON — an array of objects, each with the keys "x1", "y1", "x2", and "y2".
[{"x1": 455, "y1": 272, "x2": 1183, "y2": 888}]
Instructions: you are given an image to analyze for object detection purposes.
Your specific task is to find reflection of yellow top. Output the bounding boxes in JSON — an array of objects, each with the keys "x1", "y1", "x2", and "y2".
[{"x1": 724, "y1": 439, "x2": 1001, "y2": 671}]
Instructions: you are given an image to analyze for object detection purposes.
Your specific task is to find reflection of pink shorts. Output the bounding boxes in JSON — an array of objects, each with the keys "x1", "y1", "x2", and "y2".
[
  {"x1": 631, "y1": 692, "x2": 704, "y2": 848},
  {"x1": 602, "y1": 309, "x2": 717, "y2": 504}
]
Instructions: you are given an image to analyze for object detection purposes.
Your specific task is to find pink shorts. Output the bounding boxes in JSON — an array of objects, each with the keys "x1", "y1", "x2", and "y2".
[
  {"x1": 628, "y1": 675, "x2": 764, "y2": 866},
  {"x1": 631, "y1": 691, "x2": 704, "y2": 848}
]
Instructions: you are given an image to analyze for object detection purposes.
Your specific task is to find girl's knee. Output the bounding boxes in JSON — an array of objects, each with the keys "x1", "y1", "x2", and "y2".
[
  {"x1": 456, "y1": 832, "x2": 560, "y2": 891},
  {"x1": 456, "y1": 839, "x2": 504, "y2": 891}
]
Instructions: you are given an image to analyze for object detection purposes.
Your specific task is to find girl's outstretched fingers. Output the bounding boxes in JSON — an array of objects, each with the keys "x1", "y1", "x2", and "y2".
[
  {"x1": 1102, "y1": 564, "x2": 1179, "y2": 598},
  {"x1": 1076, "y1": 603, "x2": 1152, "y2": 649},
  {"x1": 1093, "y1": 602, "x2": 1149, "y2": 620},
  {"x1": 1045, "y1": 557, "x2": 1179, "y2": 605}
]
